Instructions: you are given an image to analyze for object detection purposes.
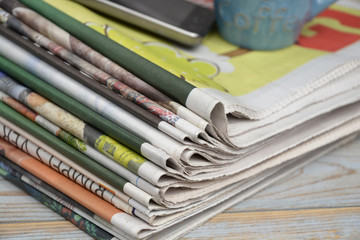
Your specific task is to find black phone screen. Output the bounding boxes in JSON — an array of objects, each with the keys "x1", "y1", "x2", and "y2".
[{"x1": 108, "y1": 0, "x2": 214, "y2": 36}]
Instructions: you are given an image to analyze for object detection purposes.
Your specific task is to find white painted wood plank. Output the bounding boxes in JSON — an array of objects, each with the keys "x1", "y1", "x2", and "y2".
[
  {"x1": 0, "y1": 196, "x2": 64, "y2": 222},
  {"x1": 0, "y1": 178, "x2": 64, "y2": 222},
  {"x1": 227, "y1": 136, "x2": 360, "y2": 212},
  {"x1": 0, "y1": 222, "x2": 92, "y2": 240},
  {"x1": 183, "y1": 207, "x2": 360, "y2": 240}
]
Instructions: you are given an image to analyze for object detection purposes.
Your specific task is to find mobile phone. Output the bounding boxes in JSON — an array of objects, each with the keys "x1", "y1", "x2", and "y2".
[{"x1": 74, "y1": 0, "x2": 215, "y2": 46}]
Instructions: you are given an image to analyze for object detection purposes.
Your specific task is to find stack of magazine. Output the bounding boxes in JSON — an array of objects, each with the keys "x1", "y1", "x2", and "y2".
[{"x1": 0, "y1": 0, "x2": 359, "y2": 239}]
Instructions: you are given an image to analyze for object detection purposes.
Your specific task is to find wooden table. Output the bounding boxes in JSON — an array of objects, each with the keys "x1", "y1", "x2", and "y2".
[{"x1": 1, "y1": 136, "x2": 359, "y2": 239}]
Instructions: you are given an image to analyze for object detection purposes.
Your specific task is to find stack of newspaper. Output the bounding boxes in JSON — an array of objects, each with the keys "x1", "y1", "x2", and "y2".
[{"x1": 0, "y1": 0, "x2": 359, "y2": 239}]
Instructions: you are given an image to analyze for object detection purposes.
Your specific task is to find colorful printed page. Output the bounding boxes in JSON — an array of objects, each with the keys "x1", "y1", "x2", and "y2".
[{"x1": 43, "y1": 3, "x2": 358, "y2": 91}]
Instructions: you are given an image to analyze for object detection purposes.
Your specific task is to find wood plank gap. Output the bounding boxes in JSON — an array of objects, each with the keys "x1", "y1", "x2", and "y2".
[{"x1": 226, "y1": 205, "x2": 360, "y2": 214}]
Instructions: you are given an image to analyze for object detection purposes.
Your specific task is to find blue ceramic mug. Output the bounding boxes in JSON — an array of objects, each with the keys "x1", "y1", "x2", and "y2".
[{"x1": 214, "y1": 0, "x2": 336, "y2": 50}]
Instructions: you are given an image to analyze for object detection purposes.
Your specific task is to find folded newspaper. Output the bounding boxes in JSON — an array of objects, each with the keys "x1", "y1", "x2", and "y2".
[{"x1": 0, "y1": 0, "x2": 359, "y2": 239}]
